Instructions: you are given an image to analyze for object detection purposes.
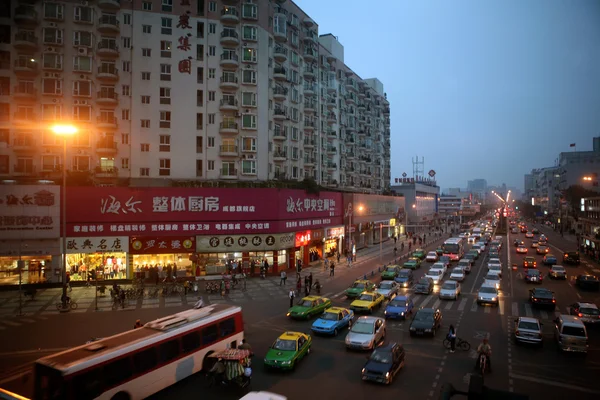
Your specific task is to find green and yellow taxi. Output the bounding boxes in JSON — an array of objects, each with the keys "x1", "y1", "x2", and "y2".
[
  {"x1": 403, "y1": 257, "x2": 422, "y2": 270},
  {"x1": 345, "y1": 280, "x2": 376, "y2": 299},
  {"x1": 381, "y1": 265, "x2": 401, "y2": 280},
  {"x1": 350, "y1": 291, "x2": 385, "y2": 314},
  {"x1": 435, "y1": 247, "x2": 444, "y2": 256},
  {"x1": 412, "y1": 249, "x2": 426, "y2": 260},
  {"x1": 287, "y1": 296, "x2": 332, "y2": 319},
  {"x1": 264, "y1": 331, "x2": 312, "y2": 370}
]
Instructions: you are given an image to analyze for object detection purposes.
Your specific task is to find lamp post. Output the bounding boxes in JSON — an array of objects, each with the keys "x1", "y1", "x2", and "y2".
[{"x1": 51, "y1": 124, "x2": 78, "y2": 311}]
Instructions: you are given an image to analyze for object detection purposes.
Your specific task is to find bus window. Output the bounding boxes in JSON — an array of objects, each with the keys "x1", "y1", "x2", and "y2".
[
  {"x1": 104, "y1": 357, "x2": 132, "y2": 388},
  {"x1": 182, "y1": 331, "x2": 201, "y2": 353},
  {"x1": 219, "y1": 318, "x2": 235, "y2": 337},
  {"x1": 72, "y1": 368, "x2": 102, "y2": 399},
  {"x1": 133, "y1": 347, "x2": 158, "y2": 375},
  {"x1": 159, "y1": 339, "x2": 180, "y2": 364},
  {"x1": 202, "y1": 325, "x2": 218, "y2": 345},
  {"x1": 34, "y1": 364, "x2": 64, "y2": 400}
]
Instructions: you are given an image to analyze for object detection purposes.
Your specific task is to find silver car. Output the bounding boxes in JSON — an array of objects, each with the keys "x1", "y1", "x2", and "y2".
[
  {"x1": 345, "y1": 316, "x2": 386, "y2": 350},
  {"x1": 477, "y1": 284, "x2": 499, "y2": 306},
  {"x1": 483, "y1": 273, "x2": 501, "y2": 290},
  {"x1": 549, "y1": 265, "x2": 567, "y2": 279},
  {"x1": 449, "y1": 267, "x2": 466, "y2": 282},
  {"x1": 458, "y1": 259, "x2": 472, "y2": 274},
  {"x1": 376, "y1": 281, "x2": 399, "y2": 299},
  {"x1": 514, "y1": 317, "x2": 543, "y2": 345},
  {"x1": 439, "y1": 281, "x2": 461, "y2": 300}
]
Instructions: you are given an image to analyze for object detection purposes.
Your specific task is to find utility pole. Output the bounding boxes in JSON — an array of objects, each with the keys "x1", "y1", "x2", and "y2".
[{"x1": 17, "y1": 240, "x2": 24, "y2": 317}]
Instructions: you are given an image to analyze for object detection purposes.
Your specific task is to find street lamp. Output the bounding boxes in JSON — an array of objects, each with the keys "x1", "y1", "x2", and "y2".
[{"x1": 51, "y1": 124, "x2": 78, "y2": 311}]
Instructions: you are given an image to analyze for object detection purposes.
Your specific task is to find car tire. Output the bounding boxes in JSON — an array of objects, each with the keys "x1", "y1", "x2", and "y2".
[{"x1": 333, "y1": 328, "x2": 338, "y2": 336}]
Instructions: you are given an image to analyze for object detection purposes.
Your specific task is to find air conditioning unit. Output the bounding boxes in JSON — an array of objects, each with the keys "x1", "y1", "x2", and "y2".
[
  {"x1": 79, "y1": 100, "x2": 88, "y2": 105},
  {"x1": 78, "y1": 47, "x2": 88, "y2": 55},
  {"x1": 46, "y1": 47, "x2": 55, "y2": 52},
  {"x1": 243, "y1": 154, "x2": 256, "y2": 160},
  {"x1": 80, "y1": 0, "x2": 89, "y2": 5}
]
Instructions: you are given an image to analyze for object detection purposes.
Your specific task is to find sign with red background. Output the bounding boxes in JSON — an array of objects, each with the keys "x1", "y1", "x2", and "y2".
[
  {"x1": 129, "y1": 236, "x2": 195, "y2": 254},
  {"x1": 295, "y1": 231, "x2": 312, "y2": 247}
]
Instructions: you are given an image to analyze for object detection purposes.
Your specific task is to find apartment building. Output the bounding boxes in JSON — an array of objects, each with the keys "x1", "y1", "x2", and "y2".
[{"x1": 0, "y1": 0, "x2": 391, "y2": 193}]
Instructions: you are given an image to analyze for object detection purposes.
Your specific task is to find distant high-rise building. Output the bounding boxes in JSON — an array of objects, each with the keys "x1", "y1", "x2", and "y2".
[{"x1": 467, "y1": 179, "x2": 487, "y2": 203}]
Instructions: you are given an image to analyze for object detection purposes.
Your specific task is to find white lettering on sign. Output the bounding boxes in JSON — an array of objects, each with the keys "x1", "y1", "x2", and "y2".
[
  {"x1": 100, "y1": 195, "x2": 224, "y2": 215},
  {"x1": 100, "y1": 196, "x2": 143, "y2": 215},
  {"x1": 286, "y1": 197, "x2": 336, "y2": 214},
  {"x1": 285, "y1": 219, "x2": 332, "y2": 228}
]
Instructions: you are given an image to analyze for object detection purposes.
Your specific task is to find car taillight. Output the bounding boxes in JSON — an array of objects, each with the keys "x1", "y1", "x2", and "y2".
[
  {"x1": 515, "y1": 330, "x2": 520, "y2": 336},
  {"x1": 578, "y1": 313, "x2": 583, "y2": 317},
  {"x1": 552, "y1": 299, "x2": 556, "y2": 303}
]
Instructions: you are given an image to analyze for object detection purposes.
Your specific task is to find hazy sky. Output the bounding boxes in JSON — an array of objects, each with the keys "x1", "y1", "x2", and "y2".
[{"x1": 297, "y1": 0, "x2": 600, "y2": 190}]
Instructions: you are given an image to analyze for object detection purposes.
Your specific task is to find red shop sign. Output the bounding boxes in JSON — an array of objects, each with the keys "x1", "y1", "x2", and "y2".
[
  {"x1": 295, "y1": 231, "x2": 312, "y2": 247},
  {"x1": 130, "y1": 236, "x2": 195, "y2": 254}
]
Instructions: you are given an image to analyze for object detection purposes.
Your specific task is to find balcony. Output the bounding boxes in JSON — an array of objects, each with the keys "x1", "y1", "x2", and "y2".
[
  {"x1": 345, "y1": 94, "x2": 356, "y2": 105},
  {"x1": 96, "y1": 139, "x2": 118, "y2": 154},
  {"x1": 14, "y1": 6, "x2": 38, "y2": 25},
  {"x1": 97, "y1": 115, "x2": 118, "y2": 129},
  {"x1": 220, "y1": 52, "x2": 239, "y2": 69},
  {"x1": 219, "y1": 98, "x2": 238, "y2": 112},
  {"x1": 99, "y1": 0, "x2": 121, "y2": 10},
  {"x1": 304, "y1": 138, "x2": 315, "y2": 148},
  {"x1": 14, "y1": 32, "x2": 38, "y2": 50},
  {"x1": 303, "y1": 48, "x2": 316, "y2": 62},
  {"x1": 327, "y1": 130, "x2": 337, "y2": 139},
  {"x1": 303, "y1": 65, "x2": 315, "y2": 80},
  {"x1": 273, "y1": 130, "x2": 287, "y2": 141},
  {"x1": 304, "y1": 31, "x2": 317, "y2": 44},
  {"x1": 98, "y1": 16, "x2": 120, "y2": 34},
  {"x1": 97, "y1": 42, "x2": 119, "y2": 57},
  {"x1": 304, "y1": 101, "x2": 315, "y2": 114},
  {"x1": 273, "y1": 67, "x2": 287, "y2": 81},
  {"x1": 220, "y1": 7, "x2": 240, "y2": 24},
  {"x1": 273, "y1": 171, "x2": 287, "y2": 180},
  {"x1": 303, "y1": 83, "x2": 316, "y2": 95},
  {"x1": 327, "y1": 163, "x2": 337, "y2": 171},
  {"x1": 219, "y1": 168, "x2": 238, "y2": 179},
  {"x1": 219, "y1": 121, "x2": 239, "y2": 135},
  {"x1": 13, "y1": 111, "x2": 36, "y2": 124},
  {"x1": 13, "y1": 59, "x2": 38, "y2": 75},
  {"x1": 383, "y1": 107, "x2": 390, "y2": 116},
  {"x1": 273, "y1": 108, "x2": 287, "y2": 121},
  {"x1": 327, "y1": 97, "x2": 337, "y2": 109},
  {"x1": 97, "y1": 91, "x2": 118, "y2": 105},
  {"x1": 219, "y1": 75, "x2": 239, "y2": 90},
  {"x1": 13, "y1": 165, "x2": 36, "y2": 176},
  {"x1": 274, "y1": 46, "x2": 288, "y2": 62},
  {"x1": 273, "y1": 151, "x2": 287, "y2": 161},
  {"x1": 13, "y1": 86, "x2": 37, "y2": 101},
  {"x1": 13, "y1": 137, "x2": 36, "y2": 152},
  {"x1": 327, "y1": 147, "x2": 337, "y2": 155},
  {"x1": 327, "y1": 113, "x2": 337, "y2": 124},
  {"x1": 304, "y1": 121, "x2": 315, "y2": 132},
  {"x1": 346, "y1": 152, "x2": 355, "y2": 159},
  {"x1": 97, "y1": 65, "x2": 119, "y2": 81},
  {"x1": 94, "y1": 166, "x2": 118, "y2": 178},
  {"x1": 220, "y1": 30, "x2": 240, "y2": 46},
  {"x1": 304, "y1": 157, "x2": 315, "y2": 166},
  {"x1": 345, "y1": 79, "x2": 355, "y2": 92},
  {"x1": 219, "y1": 145, "x2": 239, "y2": 157},
  {"x1": 358, "y1": 102, "x2": 366, "y2": 111},
  {"x1": 273, "y1": 86, "x2": 288, "y2": 101}
]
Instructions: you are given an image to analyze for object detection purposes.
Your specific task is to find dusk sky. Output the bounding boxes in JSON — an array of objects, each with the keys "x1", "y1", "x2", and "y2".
[{"x1": 298, "y1": 0, "x2": 600, "y2": 191}]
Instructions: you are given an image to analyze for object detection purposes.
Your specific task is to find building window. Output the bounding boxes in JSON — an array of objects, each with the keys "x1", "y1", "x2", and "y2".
[
  {"x1": 242, "y1": 48, "x2": 257, "y2": 63},
  {"x1": 161, "y1": 0, "x2": 173, "y2": 12},
  {"x1": 72, "y1": 80, "x2": 90, "y2": 96},
  {"x1": 121, "y1": 158, "x2": 129, "y2": 169},
  {"x1": 159, "y1": 135, "x2": 170, "y2": 152},
  {"x1": 160, "y1": 87, "x2": 171, "y2": 104},
  {"x1": 73, "y1": 31, "x2": 92, "y2": 47},
  {"x1": 242, "y1": 70, "x2": 256, "y2": 84},
  {"x1": 141, "y1": 119, "x2": 150, "y2": 128},
  {"x1": 208, "y1": 114, "x2": 215, "y2": 124},
  {"x1": 74, "y1": 6, "x2": 93, "y2": 23},
  {"x1": 161, "y1": 18, "x2": 172, "y2": 35},
  {"x1": 122, "y1": 37, "x2": 131, "y2": 49},
  {"x1": 208, "y1": 68, "x2": 215, "y2": 79},
  {"x1": 44, "y1": 3, "x2": 64, "y2": 20},
  {"x1": 242, "y1": 3, "x2": 257, "y2": 19},
  {"x1": 142, "y1": 1, "x2": 152, "y2": 11},
  {"x1": 207, "y1": 160, "x2": 215, "y2": 171},
  {"x1": 73, "y1": 56, "x2": 92, "y2": 72},
  {"x1": 72, "y1": 105, "x2": 91, "y2": 121},
  {"x1": 196, "y1": 90, "x2": 203, "y2": 106},
  {"x1": 122, "y1": 85, "x2": 130, "y2": 96},
  {"x1": 122, "y1": 61, "x2": 130, "y2": 72},
  {"x1": 141, "y1": 143, "x2": 150, "y2": 152},
  {"x1": 208, "y1": 46, "x2": 216, "y2": 56},
  {"x1": 140, "y1": 167, "x2": 150, "y2": 176},
  {"x1": 241, "y1": 160, "x2": 256, "y2": 175},
  {"x1": 208, "y1": 23, "x2": 216, "y2": 34},
  {"x1": 43, "y1": 53, "x2": 63, "y2": 70},
  {"x1": 121, "y1": 109, "x2": 130, "y2": 120},
  {"x1": 197, "y1": 67, "x2": 204, "y2": 83},
  {"x1": 196, "y1": 160, "x2": 203, "y2": 177},
  {"x1": 208, "y1": 91, "x2": 215, "y2": 102},
  {"x1": 197, "y1": 22, "x2": 204, "y2": 38},
  {"x1": 242, "y1": 92, "x2": 256, "y2": 107},
  {"x1": 207, "y1": 137, "x2": 215, "y2": 148},
  {"x1": 196, "y1": 113, "x2": 203, "y2": 129},
  {"x1": 122, "y1": 134, "x2": 130, "y2": 145},
  {"x1": 160, "y1": 64, "x2": 171, "y2": 81},
  {"x1": 242, "y1": 114, "x2": 256, "y2": 129},
  {"x1": 42, "y1": 104, "x2": 62, "y2": 121},
  {"x1": 142, "y1": 48, "x2": 151, "y2": 57},
  {"x1": 123, "y1": 13, "x2": 131, "y2": 25},
  {"x1": 142, "y1": 72, "x2": 151, "y2": 80},
  {"x1": 160, "y1": 41, "x2": 172, "y2": 58},
  {"x1": 196, "y1": 136, "x2": 203, "y2": 153},
  {"x1": 209, "y1": 2, "x2": 217, "y2": 12},
  {"x1": 242, "y1": 25, "x2": 257, "y2": 41},
  {"x1": 160, "y1": 111, "x2": 171, "y2": 128},
  {"x1": 196, "y1": 44, "x2": 204, "y2": 61},
  {"x1": 143, "y1": 25, "x2": 152, "y2": 33},
  {"x1": 159, "y1": 159, "x2": 171, "y2": 176},
  {"x1": 241, "y1": 137, "x2": 256, "y2": 152}
]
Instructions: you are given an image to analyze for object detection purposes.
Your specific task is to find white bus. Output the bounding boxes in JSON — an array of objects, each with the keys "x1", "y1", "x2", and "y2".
[
  {"x1": 34, "y1": 304, "x2": 244, "y2": 400},
  {"x1": 442, "y1": 238, "x2": 465, "y2": 261}
]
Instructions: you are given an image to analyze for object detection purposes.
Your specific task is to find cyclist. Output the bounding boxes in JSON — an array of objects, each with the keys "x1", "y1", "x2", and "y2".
[{"x1": 475, "y1": 337, "x2": 492, "y2": 372}]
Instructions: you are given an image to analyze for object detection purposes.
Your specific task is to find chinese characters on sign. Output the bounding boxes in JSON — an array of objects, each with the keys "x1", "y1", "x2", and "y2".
[
  {"x1": 65, "y1": 236, "x2": 129, "y2": 254},
  {"x1": 68, "y1": 221, "x2": 273, "y2": 236},
  {"x1": 178, "y1": 2, "x2": 192, "y2": 74},
  {"x1": 0, "y1": 185, "x2": 60, "y2": 240},
  {"x1": 197, "y1": 233, "x2": 294, "y2": 252},
  {"x1": 286, "y1": 197, "x2": 336, "y2": 214},
  {"x1": 284, "y1": 218, "x2": 331, "y2": 229},
  {"x1": 326, "y1": 227, "x2": 345, "y2": 238},
  {"x1": 130, "y1": 236, "x2": 195, "y2": 254},
  {"x1": 99, "y1": 195, "x2": 239, "y2": 215},
  {"x1": 295, "y1": 231, "x2": 312, "y2": 247}
]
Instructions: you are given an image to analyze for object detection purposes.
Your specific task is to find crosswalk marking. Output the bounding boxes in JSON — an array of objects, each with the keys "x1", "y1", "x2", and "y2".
[
  {"x1": 431, "y1": 299, "x2": 441, "y2": 310},
  {"x1": 457, "y1": 297, "x2": 468, "y2": 311},
  {"x1": 484, "y1": 306, "x2": 491, "y2": 314},
  {"x1": 498, "y1": 300, "x2": 505, "y2": 315},
  {"x1": 512, "y1": 302, "x2": 519, "y2": 316},
  {"x1": 470, "y1": 301, "x2": 478, "y2": 312},
  {"x1": 524, "y1": 304, "x2": 533, "y2": 317},
  {"x1": 445, "y1": 301, "x2": 454, "y2": 310},
  {"x1": 540, "y1": 311, "x2": 549, "y2": 320},
  {"x1": 420, "y1": 295, "x2": 433, "y2": 308}
]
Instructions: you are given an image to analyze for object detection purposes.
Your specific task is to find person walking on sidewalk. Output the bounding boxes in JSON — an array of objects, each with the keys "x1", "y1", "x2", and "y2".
[
  {"x1": 280, "y1": 270, "x2": 287, "y2": 286},
  {"x1": 289, "y1": 289, "x2": 295, "y2": 308},
  {"x1": 337, "y1": 252, "x2": 341, "y2": 263},
  {"x1": 329, "y1": 262, "x2": 335, "y2": 277}
]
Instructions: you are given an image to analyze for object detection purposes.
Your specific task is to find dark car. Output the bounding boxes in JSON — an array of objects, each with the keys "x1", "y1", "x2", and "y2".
[
  {"x1": 361, "y1": 343, "x2": 406, "y2": 384},
  {"x1": 394, "y1": 269, "x2": 414, "y2": 288},
  {"x1": 532, "y1": 228, "x2": 540, "y2": 234},
  {"x1": 525, "y1": 269, "x2": 543, "y2": 284},
  {"x1": 529, "y1": 288, "x2": 556, "y2": 309},
  {"x1": 409, "y1": 308, "x2": 442, "y2": 337},
  {"x1": 563, "y1": 251, "x2": 581, "y2": 265},
  {"x1": 464, "y1": 253, "x2": 476, "y2": 262},
  {"x1": 514, "y1": 240, "x2": 525, "y2": 247},
  {"x1": 413, "y1": 277, "x2": 434, "y2": 294},
  {"x1": 575, "y1": 275, "x2": 600, "y2": 291}
]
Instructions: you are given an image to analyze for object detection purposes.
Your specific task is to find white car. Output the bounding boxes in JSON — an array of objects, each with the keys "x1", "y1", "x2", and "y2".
[
  {"x1": 471, "y1": 245, "x2": 483, "y2": 255},
  {"x1": 477, "y1": 284, "x2": 499, "y2": 306},
  {"x1": 425, "y1": 252, "x2": 438, "y2": 262},
  {"x1": 483, "y1": 273, "x2": 501, "y2": 290},
  {"x1": 458, "y1": 259, "x2": 472, "y2": 274},
  {"x1": 439, "y1": 281, "x2": 461, "y2": 300},
  {"x1": 431, "y1": 262, "x2": 447, "y2": 276},
  {"x1": 488, "y1": 258, "x2": 502, "y2": 266},
  {"x1": 449, "y1": 267, "x2": 466, "y2": 282},
  {"x1": 487, "y1": 264, "x2": 502, "y2": 277},
  {"x1": 425, "y1": 269, "x2": 444, "y2": 285},
  {"x1": 376, "y1": 281, "x2": 399, "y2": 299}
]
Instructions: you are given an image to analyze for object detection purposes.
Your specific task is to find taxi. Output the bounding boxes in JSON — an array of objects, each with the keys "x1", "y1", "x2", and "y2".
[
  {"x1": 412, "y1": 249, "x2": 426, "y2": 260},
  {"x1": 345, "y1": 280, "x2": 376, "y2": 299},
  {"x1": 287, "y1": 296, "x2": 331, "y2": 319},
  {"x1": 381, "y1": 265, "x2": 401, "y2": 280},
  {"x1": 264, "y1": 331, "x2": 312, "y2": 370},
  {"x1": 403, "y1": 257, "x2": 422, "y2": 270},
  {"x1": 311, "y1": 307, "x2": 354, "y2": 336},
  {"x1": 350, "y1": 291, "x2": 385, "y2": 314}
]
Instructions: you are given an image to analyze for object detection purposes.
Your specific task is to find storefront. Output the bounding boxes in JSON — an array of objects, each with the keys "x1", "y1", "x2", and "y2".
[
  {"x1": 292, "y1": 229, "x2": 324, "y2": 267},
  {"x1": 130, "y1": 236, "x2": 196, "y2": 279},
  {"x1": 0, "y1": 239, "x2": 60, "y2": 285},
  {"x1": 65, "y1": 236, "x2": 129, "y2": 281},
  {"x1": 325, "y1": 226, "x2": 344, "y2": 257}
]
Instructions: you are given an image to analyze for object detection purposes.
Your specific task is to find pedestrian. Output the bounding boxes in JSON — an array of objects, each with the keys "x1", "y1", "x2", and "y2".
[
  {"x1": 296, "y1": 278, "x2": 302, "y2": 296},
  {"x1": 308, "y1": 272, "x2": 313, "y2": 290},
  {"x1": 289, "y1": 289, "x2": 295, "y2": 308},
  {"x1": 329, "y1": 262, "x2": 335, "y2": 277},
  {"x1": 280, "y1": 270, "x2": 287, "y2": 286},
  {"x1": 220, "y1": 280, "x2": 226, "y2": 297},
  {"x1": 337, "y1": 252, "x2": 341, "y2": 263},
  {"x1": 304, "y1": 275, "x2": 309, "y2": 293},
  {"x1": 324, "y1": 257, "x2": 329, "y2": 272},
  {"x1": 448, "y1": 324, "x2": 457, "y2": 353}
]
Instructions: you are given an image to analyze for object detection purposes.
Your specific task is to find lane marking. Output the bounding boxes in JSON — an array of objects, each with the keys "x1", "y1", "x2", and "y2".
[
  {"x1": 484, "y1": 306, "x2": 491, "y2": 314},
  {"x1": 420, "y1": 295, "x2": 433, "y2": 308},
  {"x1": 457, "y1": 297, "x2": 468, "y2": 311},
  {"x1": 431, "y1": 299, "x2": 441, "y2": 310},
  {"x1": 498, "y1": 300, "x2": 505, "y2": 315},
  {"x1": 508, "y1": 373, "x2": 600, "y2": 395},
  {"x1": 524, "y1": 303, "x2": 533, "y2": 317},
  {"x1": 512, "y1": 302, "x2": 519, "y2": 317},
  {"x1": 445, "y1": 301, "x2": 454, "y2": 310},
  {"x1": 2, "y1": 321, "x2": 20, "y2": 327},
  {"x1": 470, "y1": 301, "x2": 478, "y2": 312}
]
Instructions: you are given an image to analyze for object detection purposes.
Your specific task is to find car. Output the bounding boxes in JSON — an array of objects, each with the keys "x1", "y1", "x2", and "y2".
[
  {"x1": 439, "y1": 280, "x2": 461, "y2": 300},
  {"x1": 376, "y1": 281, "x2": 399, "y2": 299},
  {"x1": 384, "y1": 295, "x2": 414, "y2": 320},
  {"x1": 350, "y1": 291, "x2": 385, "y2": 314},
  {"x1": 524, "y1": 269, "x2": 543, "y2": 284},
  {"x1": 511, "y1": 227, "x2": 519, "y2": 234},
  {"x1": 487, "y1": 264, "x2": 502, "y2": 277},
  {"x1": 424, "y1": 268, "x2": 444, "y2": 285},
  {"x1": 449, "y1": 267, "x2": 466, "y2": 282},
  {"x1": 575, "y1": 275, "x2": 600, "y2": 291},
  {"x1": 311, "y1": 307, "x2": 355, "y2": 336},
  {"x1": 394, "y1": 269, "x2": 414, "y2": 288},
  {"x1": 475, "y1": 243, "x2": 486, "y2": 252},
  {"x1": 483, "y1": 273, "x2": 501, "y2": 290},
  {"x1": 361, "y1": 343, "x2": 406, "y2": 385},
  {"x1": 435, "y1": 247, "x2": 444, "y2": 256},
  {"x1": 525, "y1": 232, "x2": 534, "y2": 238},
  {"x1": 516, "y1": 245, "x2": 528, "y2": 254},
  {"x1": 345, "y1": 316, "x2": 386, "y2": 350},
  {"x1": 529, "y1": 288, "x2": 556, "y2": 309},
  {"x1": 538, "y1": 239, "x2": 548, "y2": 247},
  {"x1": 346, "y1": 280, "x2": 376, "y2": 299},
  {"x1": 263, "y1": 331, "x2": 312, "y2": 370},
  {"x1": 409, "y1": 308, "x2": 442, "y2": 337},
  {"x1": 514, "y1": 317, "x2": 543, "y2": 345},
  {"x1": 536, "y1": 246, "x2": 549, "y2": 255},
  {"x1": 403, "y1": 257, "x2": 421, "y2": 270},
  {"x1": 539, "y1": 234, "x2": 547, "y2": 243},
  {"x1": 467, "y1": 250, "x2": 479, "y2": 260},
  {"x1": 438, "y1": 256, "x2": 451, "y2": 267},
  {"x1": 287, "y1": 296, "x2": 332, "y2": 319},
  {"x1": 457, "y1": 259, "x2": 472, "y2": 274},
  {"x1": 414, "y1": 277, "x2": 434, "y2": 294},
  {"x1": 425, "y1": 251, "x2": 439, "y2": 262},
  {"x1": 412, "y1": 249, "x2": 426, "y2": 260},
  {"x1": 381, "y1": 265, "x2": 401, "y2": 280},
  {"x1": 521, "y1": 226, "x2": 528, "y2": 233},
  {"x1": 464, "y1": 253, "x2": 477, "y2": 263},
  {"x1": 514, "y1": 239, "x2": 525, "y2": 247},
  {"x1": 489, "y1": 250, "x2": 500, "y2": 259},
  {"x1": 549, "y1": 265, "x2": 567, "y2": 279},
  {"x1": 489, "y1": 257, "x2": 502, "y2": 266},
  {"x1": 532, "y1": 228, "x2": 540, "y2": 234},
  {"x1": 543, "y1": 254, "x2": 557, "y2": 265},
  {"x1": 567, "y1": 302, "x2": 600, "y2": 324},
  {"x1": 477, "y1": 284, "x2": 499, "y2": 306},
  {"x1": 530, "y1": 241, "x2": 539, "y2": 249},
  {"x1": 523, "y1": 256, "x2": 537, "y2": 269},
  {"x1": 563, "y1": 251, "x2": 581, "y2": 265},
  {"x1": 431, "y1": 262, "x2": 448, "y2": 275}
]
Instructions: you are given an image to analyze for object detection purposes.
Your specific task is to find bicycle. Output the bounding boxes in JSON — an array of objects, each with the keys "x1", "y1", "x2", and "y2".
[
  {"x1": 443, "y1": 337, "x2": 470, "y2": 351},
  {"x1": 56, "y1": 300, "x2": 78, "y2": 311}
]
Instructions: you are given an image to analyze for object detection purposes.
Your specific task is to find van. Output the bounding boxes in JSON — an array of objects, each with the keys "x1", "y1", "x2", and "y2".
[{"x1": 554, "y1": 314, "x2": 588, "y2": 353}]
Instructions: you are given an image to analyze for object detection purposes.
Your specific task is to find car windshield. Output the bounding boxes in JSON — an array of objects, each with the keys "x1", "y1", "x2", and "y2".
[
  {"x1": 562, "y1": 326, "x2": 586, "y2": 337},
  {"x1": 428, "y1": 270, "x2": 442, "y2": 276},
  {"x1": 525, "y1": 257, "x2": 535, "y2": 262},
  {"x1": 389, "y1": 299, "x2": 407, "y2": 307},
  {"x1": 442, "y1": 282, "x2": 456, "y2": 290},
  {"x1": 418, "y1": 279, "x2": 430, "y2": 285},
  {"x1": 385, "y1": 267, "x2": 397, "y2": 272},
  {"x1": 452, "y1": 268, "x2": 464, "y2": 274},
  {"x1": 379, "y1": 282, "x2": 394, "y2": 289},
  {"x1": 300, "y1": 300, "x2": 314, "y2": 307},
  {"x1": 533, "y1": 290, "x2": 552, "y2": 298},
  {"x1": 272, "y1": 339, "x2": 296, "y2": 351},
  {"x1": 528, "y1": 270, "x2": 540, "y2": 277},
  {"x1": 518, "y1": 321, "x2": 540, "y2": 330},
  {"x1": 398, "y1": 271, "x2": 410, "y2": 277},
  {"x1": 369, "y1": 349, "x2": 392, "y2": 363},
  {"x1": 459, "y1": 261, "x2": 470, "y2": 267},
  {"x1": 352, "y1": 283, "x2": 366, "y2": 289},
  {"x1": 490, "y1": 266, "x2": 501, "y2": 271},
  {"x1": 547, "y1": 254, "x2": 556, "y2": 259},
  {"x1": 552, "y1": 267, "x2": 565, "y2": 272},
  {"x1": 320, "y1": 312, "x2": 339, "y2": 321},
  {"x1": 485, "y1": 275, "x2": 499, "y2": 281},
  {"x1": 490, "y1": 259, "x2": 500, "y2": 263},
  {"x1": 480, "y1": 287, "x2": 497, "y2": 294},
  {"x1": 580, "y1": 307, "x2": 600, "y2": 315},
  {"x1": 414, "y1": 312, "x2": 434, "y2": 322},
  {"x1": 359, "y1": 294, "x2": 374, "y2": 301},
  {"x1": 351, "y1": 321, "x2": 374, "y2": 334}
]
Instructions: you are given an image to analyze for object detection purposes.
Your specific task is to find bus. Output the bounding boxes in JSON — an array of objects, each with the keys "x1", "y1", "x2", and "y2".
[
  {"x1": 34, "y1": 304, "x2": 244, "y2": 400},
  {"x1": 442, "y1": 238, "x2": 465, "y2": 261}
]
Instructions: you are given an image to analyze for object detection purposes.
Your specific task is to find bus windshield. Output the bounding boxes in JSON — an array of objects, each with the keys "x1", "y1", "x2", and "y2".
[{"x1": 443, "y1": 243, "x2": 460, "y2": 253}]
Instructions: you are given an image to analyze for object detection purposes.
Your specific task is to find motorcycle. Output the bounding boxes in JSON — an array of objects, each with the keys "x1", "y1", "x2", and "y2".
[{"x1": 477, "y1": 353, "x2": 490, "y2": 375}]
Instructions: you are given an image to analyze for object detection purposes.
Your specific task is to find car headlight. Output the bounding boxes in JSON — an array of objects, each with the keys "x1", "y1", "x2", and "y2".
[
  {"x1": 491, "y1": 297, "x2": 497, "y2": 301},
  {"x1": 401, "y1": 311, "x2": 405, "y2": 316},
  {"x1": 410, "y1": 327, "x2": 416, "y2": 331},
  {"x1": 425, "y1": 328, "x2": 432, "y2": 332},
  {"x1": 286, "y1": 313, "x2": 291, "y2": 316},
  {"x1": 384, "y1": 310, "x2": 388, "y2": 314},
  {"x1": 281, "y1": 360, "x2": 291, "y2": 365},
  {"x1": 479, "y1": 296, "x2": 484, "y2": 300},
  {"x1": 264, "y1": 358, "x2": 268, "y2": 362},
  {"x1": 362, "y1": 368, "x2": 366, "y2": 374},
  {"x1": 385, "y1": 372, "x2": 390, "y2": 378}
]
